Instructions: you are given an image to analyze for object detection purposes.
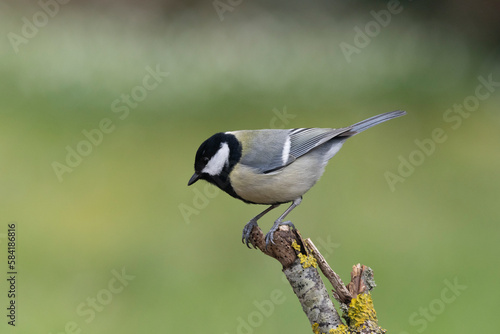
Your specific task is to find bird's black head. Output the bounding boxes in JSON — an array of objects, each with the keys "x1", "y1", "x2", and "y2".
[{"x1": 188, "y1": 132, "x2": 242, "y2": 196}]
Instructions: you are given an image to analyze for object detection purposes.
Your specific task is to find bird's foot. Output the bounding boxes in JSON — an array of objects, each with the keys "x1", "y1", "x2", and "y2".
[
  {"x1": 242, "y1": 219, "x2": 259, "y2": 248},
  {"x1": 264, "y1": 220, "x2": 296, "y2": 248}
]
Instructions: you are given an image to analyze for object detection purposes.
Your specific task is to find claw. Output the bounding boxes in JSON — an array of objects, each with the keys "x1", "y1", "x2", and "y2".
[
  {"x1": 282, "y1": 220, "x2": 296, "y2": 230},
  {"x1": 264, "y1": 230, "x2": 274, "y2": 247},
  {"x1": 264, "y1": 220, "x2": 296, "y2": 249},
  {"x1": 240, "y1": 204, "x2": 281, "y2": 249},
  {"x1": 242, "y1": 220, "x2": 258, "y2": 249}
]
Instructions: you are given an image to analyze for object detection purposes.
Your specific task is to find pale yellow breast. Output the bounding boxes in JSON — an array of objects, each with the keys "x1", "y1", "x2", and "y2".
[{"x1": 229, "y1": 155, "x2": 326, "y2": 204}]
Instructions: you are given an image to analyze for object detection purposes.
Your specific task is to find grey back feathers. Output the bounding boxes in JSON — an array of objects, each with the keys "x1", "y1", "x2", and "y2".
[
  {"x1": 230, "y1": 130, "x2": 290, "y2": 174},
  {"x1": 230, "y1": 127, "x2": 350, "y2": 174},
  {"x1": 230, "y1": 110, "x2": 405, "y2": 175}
]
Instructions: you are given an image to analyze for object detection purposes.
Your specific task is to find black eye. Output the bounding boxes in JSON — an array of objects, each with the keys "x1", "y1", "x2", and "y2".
[{"x1": 203, "y1": 157, "x2": 209, "y2": 163}]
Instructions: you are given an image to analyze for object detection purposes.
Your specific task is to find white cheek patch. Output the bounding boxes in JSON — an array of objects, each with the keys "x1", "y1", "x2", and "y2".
[
  {"x1": 282, "y1": 136, "x2": 291, "y2": 165},
  {"x1": 202, "y1": 142, "x2": 230, "y2": 176}
]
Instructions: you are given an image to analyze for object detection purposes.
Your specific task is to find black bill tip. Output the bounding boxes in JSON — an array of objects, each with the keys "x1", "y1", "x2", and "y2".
[{"x1": 187, "y1": 172, "x2": 200, "y2": 186}]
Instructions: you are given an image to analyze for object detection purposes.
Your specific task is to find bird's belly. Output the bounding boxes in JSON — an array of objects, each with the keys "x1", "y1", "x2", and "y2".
[{"x1": 230, "y1": 156, "x2": 326, "y2": 204}]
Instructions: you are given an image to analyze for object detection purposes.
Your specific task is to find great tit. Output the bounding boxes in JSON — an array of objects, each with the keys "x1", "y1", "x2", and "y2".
[{"x1": 188, "y1": 110, "x2": 406, "y2": 248}]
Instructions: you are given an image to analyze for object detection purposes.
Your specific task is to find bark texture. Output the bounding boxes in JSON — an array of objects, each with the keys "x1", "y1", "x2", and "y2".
[{"x1": 248, "y1": 225, "x2": 386, "y2": 334}]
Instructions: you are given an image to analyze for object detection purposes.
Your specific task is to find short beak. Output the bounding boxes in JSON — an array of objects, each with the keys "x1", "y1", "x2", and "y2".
[{"x1": 188, "y1": 172, "x2": 200, "y2": 186}]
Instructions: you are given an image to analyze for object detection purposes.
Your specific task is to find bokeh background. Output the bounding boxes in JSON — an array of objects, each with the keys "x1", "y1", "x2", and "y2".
[{"x1": 1, "y1": 0, "x2": 499, "y2": 333}]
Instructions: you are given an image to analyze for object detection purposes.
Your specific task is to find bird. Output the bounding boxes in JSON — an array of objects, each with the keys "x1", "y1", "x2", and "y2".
[{"x1": 188, "y1": 110, "x2": 406, "y2": 248}]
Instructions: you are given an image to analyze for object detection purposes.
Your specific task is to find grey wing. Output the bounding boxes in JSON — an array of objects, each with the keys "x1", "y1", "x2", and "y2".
[
  {"x1": 287, "y1": 127, "x2": 351, "y2": 160},
  {"x1": 260, "y1": 127, "x2": 351, "y2": 173},
  {"x1": 236, "y1": 130, "x2": 291, "y2": 173}
]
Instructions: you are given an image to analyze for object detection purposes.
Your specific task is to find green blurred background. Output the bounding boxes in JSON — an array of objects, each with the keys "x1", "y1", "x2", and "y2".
[{"x1": 1, "y1": 0, "x2": 500, "y2": 333}]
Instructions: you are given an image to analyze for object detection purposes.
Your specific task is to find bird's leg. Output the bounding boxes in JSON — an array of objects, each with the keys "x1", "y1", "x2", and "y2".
[
  {"x1": 242, "y1": 204, "x2": 280, "y2": 248},
  {"x1": 265, "y1": 197, "x2": 302, "y2": 247}
]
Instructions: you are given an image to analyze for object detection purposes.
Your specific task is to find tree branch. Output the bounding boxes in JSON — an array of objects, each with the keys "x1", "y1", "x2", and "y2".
[
  {"x1": 249, "y1": 225, "x2": 386, "y2": 334},
  {"x1": 304, "y1": 238, "x2": 352, "y2": 305},
  {"x1": 250, "y1": 226, "x2": 341, "y2": 333}
]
